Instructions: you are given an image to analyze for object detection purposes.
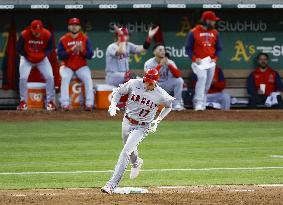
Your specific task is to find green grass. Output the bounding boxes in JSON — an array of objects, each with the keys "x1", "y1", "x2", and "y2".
[{"x1": 0, "y1": 121, "x2": 282, "y2": 189}]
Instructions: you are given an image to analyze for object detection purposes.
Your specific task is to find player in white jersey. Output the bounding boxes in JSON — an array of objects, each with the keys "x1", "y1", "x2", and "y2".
[
  {"x1": 105, "y1": 25, "x2": 159, "y2": 86},
  {"x1": 101, "y1": 68, "x2": 174, "y2": 194},
  {"x1": 144, "y1": 44, "x2": 185, "y2": 111}
]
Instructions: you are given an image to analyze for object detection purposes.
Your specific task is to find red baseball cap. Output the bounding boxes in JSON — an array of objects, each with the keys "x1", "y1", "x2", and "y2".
[
  {"x1": 30, "y1": 20, "x2": 43, "y2": 32},
  {"x1": 68, "y1": 18, "x2": 81, "y2": 25},
  {"x1": 201, "y1": 11, "x2": 220, "y2": 21},
  {"x1": 143, "y1": 69, "x2": 159, "y2": 84}
]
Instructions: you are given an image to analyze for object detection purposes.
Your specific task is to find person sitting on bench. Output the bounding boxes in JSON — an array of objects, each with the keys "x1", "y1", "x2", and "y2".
[{"x1": 247, "y1": 52, "x2": 283, "y2": 109}]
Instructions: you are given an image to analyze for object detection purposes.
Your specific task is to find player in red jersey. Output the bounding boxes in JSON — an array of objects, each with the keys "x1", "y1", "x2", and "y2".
[
  {"x1": 57, "y1": 18, "x2": 94, "y2": 111},
  {"x1": 185, "y1": 11, "x2": 222, "y2": 111},
  {"x1": 17, "y1": 20, "x2": 56, "y2": 111},
  {"x1": 248, "y1": 53, "x2": 283, "y2": 108}
]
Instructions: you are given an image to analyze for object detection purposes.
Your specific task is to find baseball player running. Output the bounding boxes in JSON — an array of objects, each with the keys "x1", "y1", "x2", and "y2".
[
  {"x1": 185, "y1": 11, "x2": 222, "y2": 111},
  {"x1": 105, "y1": 25, "x2": 159, "y2": 87},
  {"x1": 101, "y1": 68, "x2": 174, "y2": 194},
  {"x1": 144, "y1": 43, "x2": 185, "y2": 111},
  {"x1": 17, "y1": 20, "x2": 56, "y2": 111},
  {"x1": 57, "y1": 18, "x2": 94, "y2": 111}
]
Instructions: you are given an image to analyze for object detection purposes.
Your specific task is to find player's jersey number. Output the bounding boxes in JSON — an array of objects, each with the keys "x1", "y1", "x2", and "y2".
[{"x1": 138, "y1": 109, "x2": 150, "y2": 117}]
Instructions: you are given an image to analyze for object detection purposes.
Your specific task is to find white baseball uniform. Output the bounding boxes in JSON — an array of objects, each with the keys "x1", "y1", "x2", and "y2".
[
  {"x1": 105, "y1": 42, "x2": 140, "y2": 87},
  {"x1": 106, "y1": 79, "x2": 174, "y2": 188}
]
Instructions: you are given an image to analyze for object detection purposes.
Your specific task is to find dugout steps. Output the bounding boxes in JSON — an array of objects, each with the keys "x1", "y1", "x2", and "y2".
[{"x1": 0, "y1": 69, "x2": 283, "y2": 110}]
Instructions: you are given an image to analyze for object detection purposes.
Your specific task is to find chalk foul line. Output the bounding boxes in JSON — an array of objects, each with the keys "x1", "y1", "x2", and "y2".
[{"x1": 0, "y1": 166, "x2": 283, "y2": 175}]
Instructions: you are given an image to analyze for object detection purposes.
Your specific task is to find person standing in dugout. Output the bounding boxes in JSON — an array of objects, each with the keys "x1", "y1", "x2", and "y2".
[
  {"x1": 17, "y1": 20, "x2": 56, "y2": 111},
  {"x1": 185, "y1": 11, "x2": 222, "y2": 111},
  {"x1": 57, "y1": 18, "x2": 94, "y2": 111}
]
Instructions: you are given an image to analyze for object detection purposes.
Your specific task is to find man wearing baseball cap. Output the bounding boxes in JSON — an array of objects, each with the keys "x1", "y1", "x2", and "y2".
[
  {"x1": 101, "y1": 67, "x2": 175, "y2": 194},
  {"x1": 144, "y1": 44, "x2": 185, "y2": 111},
  {"x1": 185, "y1": 11, "x2": 222, "y2": 111},
  {"x1": 16, "y1": 19, "x2": 56, "y2": 111},
  {"x1": 105, "y1": 24, "x2": 159, "y2": 87},
  {"x1": 57, "y1": 18, "x2": 94, "y2": 111}
]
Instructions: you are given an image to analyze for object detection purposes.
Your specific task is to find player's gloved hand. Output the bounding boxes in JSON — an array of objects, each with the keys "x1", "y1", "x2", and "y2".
[
  {"x1": 148, "y1": 26, "x2": 159, "y2": 39},
  {"x1": 108, "y1": 104, "x2": 120, "y2": 117},
  {"x1": 149, "y1": 118, "x2": 161, "y2": 133}
]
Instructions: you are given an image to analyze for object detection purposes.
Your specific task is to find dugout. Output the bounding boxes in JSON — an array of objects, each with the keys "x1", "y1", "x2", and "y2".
[{"x1": 1, "y1": 1, "x2": 283, "y2": 109}]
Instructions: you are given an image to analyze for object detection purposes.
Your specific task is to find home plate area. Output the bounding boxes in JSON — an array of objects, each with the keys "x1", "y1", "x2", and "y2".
[{"x1": 113, "y1": 187, "x2": 149, "y2": 194}]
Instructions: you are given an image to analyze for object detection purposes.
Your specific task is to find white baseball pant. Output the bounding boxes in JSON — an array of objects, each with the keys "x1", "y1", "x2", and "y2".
[
  {"x1": 159, "y1": 77, "x2": 184, "y2": 106},
  {"x1": 207, "y1": 92, "x2": 231, "y2": 110},
  {"x1": 60, "y1": 66, "x2": 94, "y2": 107},
  {"x1": 106, "y1": 72, "x2": 126, "y2": 87},
  {"x1": 192, "y1": 64, "x2": 216, "y2": 109},
  {"x1": 107, "y1": 117, "x2": 149, "y2": 188},
  {"x1": 19, "y1": 56, "x2": 55, "y2": 103}
]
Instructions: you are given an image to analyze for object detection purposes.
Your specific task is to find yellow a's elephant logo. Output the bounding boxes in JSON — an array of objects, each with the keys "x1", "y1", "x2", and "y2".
[
  {"x1": 176, "y1": 17, "x2": 191, "y2": 37},
  {"x1": 231, "y1": 40, "x2": 255, "y2": 62}
]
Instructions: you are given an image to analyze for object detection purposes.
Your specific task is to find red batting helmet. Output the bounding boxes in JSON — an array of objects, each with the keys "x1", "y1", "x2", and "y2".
[
  {"x1": 143, "y1": 69, "x2": 159, "y2": 84},
  {"x1": 201, "y1": 11, "x2": 220, "y2": 21},
  {"x1": 68, "y1": 18, "x2": 81, "y2": 25},
  {"x1": 31, "y1": 20, "x2": 43, "y2": 32},
  {"x1": 116, "y1": 27, "x2": 129, "y2": 36}
]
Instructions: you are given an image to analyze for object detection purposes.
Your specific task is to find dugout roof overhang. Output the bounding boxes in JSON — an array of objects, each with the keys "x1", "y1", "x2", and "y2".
[{"x1": 2, "y1": 0, "x2": 283, "y2": 10}]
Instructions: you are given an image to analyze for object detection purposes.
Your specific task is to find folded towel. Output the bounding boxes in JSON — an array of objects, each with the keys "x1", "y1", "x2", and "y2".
[
  {"x1": 265, "y1": 92, "x2": 280, "y2": 107},
  {"x1": 192, "y1": 56, "x2": 216, "y2": 71}
]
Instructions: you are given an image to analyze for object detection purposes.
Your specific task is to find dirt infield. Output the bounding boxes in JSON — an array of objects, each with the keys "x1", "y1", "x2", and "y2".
[
  {"x1": 0, "y1": 109, "x2": 283, "y2": 122},
  {"x1": 0, "y1": 185, "x2": 282, "y2": 205}
]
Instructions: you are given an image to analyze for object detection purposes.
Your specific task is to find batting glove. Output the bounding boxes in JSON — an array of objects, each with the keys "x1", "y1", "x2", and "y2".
[
  {"x1": 148, "y1": 26, "x2": 159, "y2": 39},
  {"x1": 108, "y1": 104, "x2": 120, "y2": 117},
  {"x1": 149, "y1": 118, "x2": 161, "y2": 133}
]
